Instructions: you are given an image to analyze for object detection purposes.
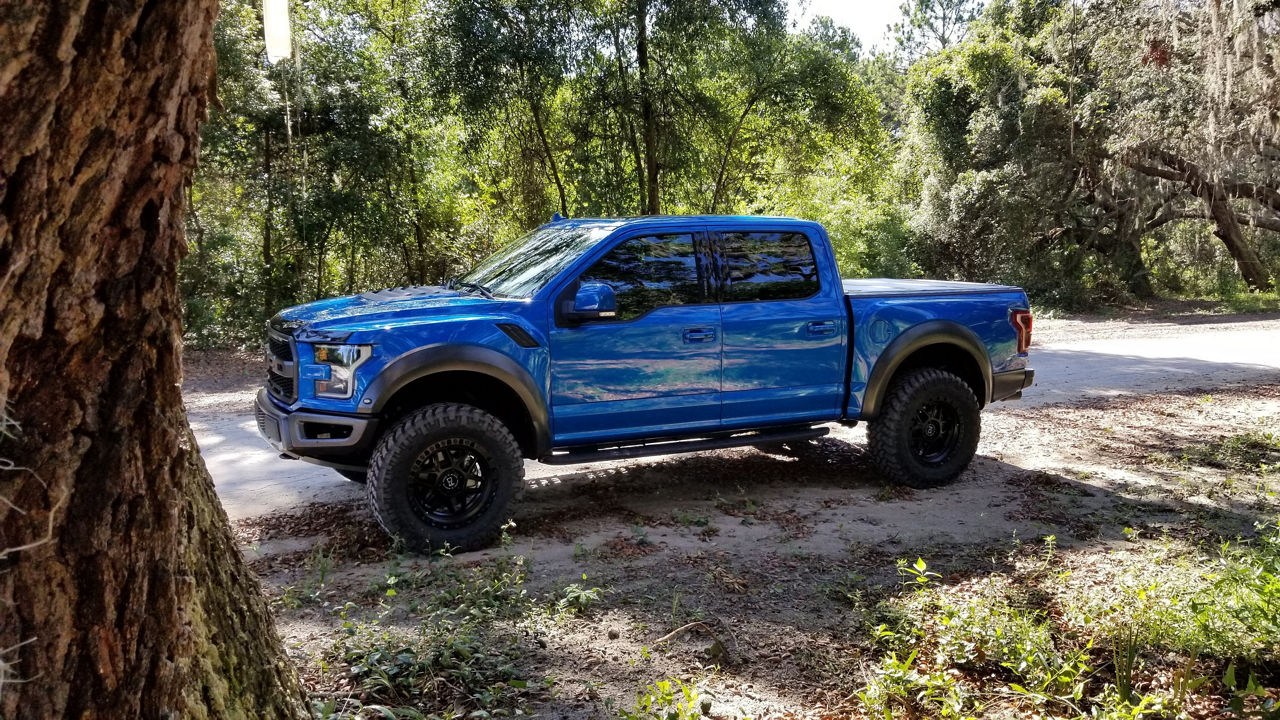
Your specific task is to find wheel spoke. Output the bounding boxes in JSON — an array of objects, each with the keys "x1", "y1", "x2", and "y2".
[{"x1": 404, "y1": 438, "x2": 497, "y2": 529}]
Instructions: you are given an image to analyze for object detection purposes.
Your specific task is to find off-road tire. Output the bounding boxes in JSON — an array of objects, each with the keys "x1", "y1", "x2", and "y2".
[
  {"x1": 868, "y1": 368, "x2": 980, "y2": 489},
  {"x1": 336, "y1": 469, "x2": 367, "y2": 483},
  {"x1": 367, "y1": 403, "x2": 525, "y2": 552}
]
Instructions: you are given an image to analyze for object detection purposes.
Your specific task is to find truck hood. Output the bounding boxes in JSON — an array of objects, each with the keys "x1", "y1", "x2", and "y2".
[{"x1": 274, "y1": 286, "x2": 503, "y2": 334}]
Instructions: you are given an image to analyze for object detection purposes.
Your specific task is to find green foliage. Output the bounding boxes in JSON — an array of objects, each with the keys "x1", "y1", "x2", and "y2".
[
  {"x1": 857, "y1": 648, "x2": 976, "y2": 719},
  {"x1": 854, "y1": 531, "x2": 1280, "y2": 720},
  {"x1": 556, "y1": 576, "x2": 603, "y2": 616},
  {"x1": 1064, "y1": 523, "x2": 1280, "y2": 663},
  {"x1": 892, "y1": 0, "x2": 985, "y2": 59},
  {"x1": 186, "y1": 0, "x2": 1280, "y2": 345},
  {"x1": 619, "y1": 678, "x2": 705, "y2": 720},
  {"x1": 1177, "y1": 430, "x2": 1280, "y2": 476},
  {"x1": 324, "y1": 554, "x2": 546, "y2": 718}
]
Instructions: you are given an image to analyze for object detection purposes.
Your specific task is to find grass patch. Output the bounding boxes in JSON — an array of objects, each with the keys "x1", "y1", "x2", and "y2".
[
  {"x1": 1176, "y1": 429, "x2": 1280, "y2": 476},
  {"x1": 1215, "y1": 290, "x2": 1280, "y2": 314},
  {"x1": 855, "y1": 525, "x2": 1280, "y2": 718},
  {"x1": 618, "y1": 677, "x2": 708, "y2": 719},
  {"x1": 1062, "y1": 526, "x2": 1280, "y2": 664},
  {"x1": 863, "y1": 569, "x2": 1091, "y2": 718},
  {"x1": 307, "y1": 552, "x2": 597, "y2": 719}
]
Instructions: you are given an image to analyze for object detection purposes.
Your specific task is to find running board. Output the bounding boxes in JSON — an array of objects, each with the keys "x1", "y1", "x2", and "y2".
[{"x1": 540, "y1": 425, "x2": 828, "y2": 466}]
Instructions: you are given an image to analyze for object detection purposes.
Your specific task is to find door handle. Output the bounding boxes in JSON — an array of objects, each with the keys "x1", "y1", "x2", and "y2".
[
  {"x1": 806, "y1": 321, "x2": 837, "y2": 337},
  {"x1": 682, "y1": 328, "x2": 717, "y2": 343}
]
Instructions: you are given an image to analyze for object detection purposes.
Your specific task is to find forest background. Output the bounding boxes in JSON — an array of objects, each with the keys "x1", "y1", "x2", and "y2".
[{"x1": 184, "y1": 0, "x2": 1280, "y2": 347}]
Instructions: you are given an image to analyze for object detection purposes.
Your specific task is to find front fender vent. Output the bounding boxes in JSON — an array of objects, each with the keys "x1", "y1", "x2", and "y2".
[{"x1": 496, "y1": 323, "x2": 540, "y2": 348}]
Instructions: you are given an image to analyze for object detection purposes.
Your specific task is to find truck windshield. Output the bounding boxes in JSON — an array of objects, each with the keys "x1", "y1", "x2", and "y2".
[{"x1": 459, "y1": 224, "x2": 613, "y2": 298}]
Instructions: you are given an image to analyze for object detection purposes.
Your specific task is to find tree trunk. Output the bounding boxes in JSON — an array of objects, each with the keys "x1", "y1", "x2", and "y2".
[
  {"x1": 609, "y1": 22, "x2": 647, "y2": 215},
  {"x1": 315, "y1": 237, "x2": 327, "y2": 300},
  {"x1": 346, "y1": 239, "x2": 358, "y2": 294},
  {"x1": 263, "y1": 125, "x2": 276, "y2": 318},
  {"x1": 0, "y1": 3, "x2": 307, "y2": 718},
  {"x1": 1111, "y1": 213, "x2": 1154, "y2": 298},
  {"x1": 1127, "y1": 150, "x2": 1274, "y2": 291},
  {"x1": 708, "y1": 95, "x2": 758, "y2": 214},
  {"x1": 529, "y1": 93, "x2": 569, "y2": 217},
  {"x1": 1200, "y1": 188, "x2": 1274, "y2": 292},
  {"x1": 406, "y1": 161, "x2": 428, "y2": 284},
  {"x1": 636, "y1": 0, "x2": 660, "y2": 215}
]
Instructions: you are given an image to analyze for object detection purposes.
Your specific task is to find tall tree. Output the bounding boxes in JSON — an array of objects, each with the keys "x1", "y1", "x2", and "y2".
[
  {"x1": 893, "y1": 0, "x2": 984, "y2": 59},
  {"x1": 437, "y1": 0, "x2": 579, "y2": 216},
  {"x1": 0, "y1": 2, "x2": 306, "y2": 717}
]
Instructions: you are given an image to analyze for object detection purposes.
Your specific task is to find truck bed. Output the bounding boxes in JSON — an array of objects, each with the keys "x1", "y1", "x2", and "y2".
[{"x1": 843, "y1": 278, "x2": 1023, "y2": 298}]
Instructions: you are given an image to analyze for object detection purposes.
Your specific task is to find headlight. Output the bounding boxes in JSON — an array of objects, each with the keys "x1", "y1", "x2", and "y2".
[{"x1": 308, "y1": 344, "x2": 372, "y2": 399}]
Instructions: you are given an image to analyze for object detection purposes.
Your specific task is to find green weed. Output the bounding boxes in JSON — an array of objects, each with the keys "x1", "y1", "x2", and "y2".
[
  {"x1": 1177, "y1": 429, "x2": 1280, "y2": 475},
  {"x1": 1065, "y1": 522, "x2": 1280, "y2": 662},
  {"x1": 619, "y1": 678, "x2": 706, "y2": 720},
  {"x1": 557, "y1": 575, "x2": 603, "y2": 615}
]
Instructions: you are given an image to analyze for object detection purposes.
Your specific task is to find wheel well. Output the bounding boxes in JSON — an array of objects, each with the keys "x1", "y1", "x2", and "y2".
[
  {"x1": 379, "y1": 371, "x2": 538, "y2": 458},
  {"x1": 889, "y1": 343, "x2": 986, "y2": 408}
]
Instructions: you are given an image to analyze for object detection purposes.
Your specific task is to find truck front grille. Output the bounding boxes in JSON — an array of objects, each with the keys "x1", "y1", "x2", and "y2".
[
  {"x1": 268, "y1": 334, "x2": 292, "y2": 360},
  {"x1": 267, "y1": 371, "x2": 295, "y2": 401},
  {"x1": 265, "y1": 326, "x2": 298, "y2": 403}
]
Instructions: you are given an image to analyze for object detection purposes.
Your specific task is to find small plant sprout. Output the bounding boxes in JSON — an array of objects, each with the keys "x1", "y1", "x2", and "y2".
[
  {"x1": 557, "y1": 575, "x2": 603, "y2": 615},
  {"x1": 619, "y1": 678, "x2": 703, "y2": 720},
  {"x1": 898, "y1": 557, "x2": 940, "y2": 588},
  {"x1": 1042, "y1": 534, "x2": 1057, "y2": 560}
]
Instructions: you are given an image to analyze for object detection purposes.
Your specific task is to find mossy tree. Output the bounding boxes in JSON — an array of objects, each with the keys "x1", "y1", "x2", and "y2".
[{"x1": 0, "y1": 2, "x2": 306, "y2": 717}]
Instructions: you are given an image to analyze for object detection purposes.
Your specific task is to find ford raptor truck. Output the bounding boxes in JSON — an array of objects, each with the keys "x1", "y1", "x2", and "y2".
[{"x1": 255, "y1": 216, "x2": 1035, "y2": 551}]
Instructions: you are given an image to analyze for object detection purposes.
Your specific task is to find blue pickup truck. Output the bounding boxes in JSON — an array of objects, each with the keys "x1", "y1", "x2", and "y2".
[{"x1": 255, "y1": 215, "x2": 1034, "y2": 550}]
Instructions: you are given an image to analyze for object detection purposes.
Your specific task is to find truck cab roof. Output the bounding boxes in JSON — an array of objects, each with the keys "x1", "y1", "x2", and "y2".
[{"x1": 547, "y1": 215, "x2": 825, "y2": 232}]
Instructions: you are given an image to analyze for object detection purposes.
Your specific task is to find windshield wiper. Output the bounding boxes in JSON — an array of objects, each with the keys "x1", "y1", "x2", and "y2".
[{"x1": 450, "y1": 280, "x2": 495, "y2": 300}]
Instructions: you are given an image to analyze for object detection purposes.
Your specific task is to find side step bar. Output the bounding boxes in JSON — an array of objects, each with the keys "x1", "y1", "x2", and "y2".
[{"x1": 540, "y1": 425, "x2": 829, "y2": 466}]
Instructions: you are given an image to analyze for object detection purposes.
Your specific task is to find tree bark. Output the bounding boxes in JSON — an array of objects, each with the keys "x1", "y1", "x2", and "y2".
[
  {"x1": 635, "y1": 0, "x2": 660, "y2": 215},
  {"x1": 1199, "y1": 186, "x2": 1275, "y2": 291},
  {"x1": 1111, "y1": 212, "x2": 1154, "y2": 298},
  {"x1": 0, "y1": 3, "x2": 307, "y2": 718}
]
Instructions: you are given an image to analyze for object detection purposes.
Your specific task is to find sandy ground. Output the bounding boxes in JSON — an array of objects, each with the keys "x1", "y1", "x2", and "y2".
[{"x1": 184, "y1": 311, "x2": 1280, "y2": 717}]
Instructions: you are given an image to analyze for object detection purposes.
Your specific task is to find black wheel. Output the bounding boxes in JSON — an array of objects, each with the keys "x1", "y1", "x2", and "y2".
[
  {"x1": 868, "y1": 368, "x2": 980, "y2": 488},
  {"x1": 336, "y1": 469, "x2": 367, "y2": 484},
  {"x1": 367, "y1": 403, "x2": 524, "y2": 552}
]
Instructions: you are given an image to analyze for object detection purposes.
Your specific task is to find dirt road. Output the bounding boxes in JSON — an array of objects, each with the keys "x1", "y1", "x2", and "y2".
[{"x1": 189, "y1": 312, "x2": 1280, "y2": 522}]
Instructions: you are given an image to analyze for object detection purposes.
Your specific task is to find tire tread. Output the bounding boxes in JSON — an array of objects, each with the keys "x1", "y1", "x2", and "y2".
[
  {"x1": 366, "y1": 403, "x2": 524, "y2": 552},
  {"x1": 867, "y1": 368, "x2": 980, "y2": 489}
]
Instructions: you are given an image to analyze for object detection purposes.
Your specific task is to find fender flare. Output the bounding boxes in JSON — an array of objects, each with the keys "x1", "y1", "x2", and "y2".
[
  {"x1": 358, "y1": 344, "x2": 550, "y2": 456},
  {"x1": 860, "y1": 320, "x2": 992, "y2": 419}
]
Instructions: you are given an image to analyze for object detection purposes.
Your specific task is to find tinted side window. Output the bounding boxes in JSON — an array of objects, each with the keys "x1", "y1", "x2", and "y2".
[
  {"x1": 719, "y1": 231, "x2": 820, "y2": 302},
  {"x1": 580, "y1": 233, "x2": 706, "y2": 321}
]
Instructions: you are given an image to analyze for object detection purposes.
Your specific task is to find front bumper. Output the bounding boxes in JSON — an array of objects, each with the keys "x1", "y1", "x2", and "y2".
[
  {"x1": 253, "y1": 388, "x2": 378, "y2": 468},
  {"x1": 991, "y1": 367, "x2": 1035, "y2": 403}
]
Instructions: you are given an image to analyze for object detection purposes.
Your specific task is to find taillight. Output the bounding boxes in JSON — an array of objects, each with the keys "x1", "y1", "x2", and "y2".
[{"x1": 1011, "y1": 309, "x2": 1033, "y2": 354}]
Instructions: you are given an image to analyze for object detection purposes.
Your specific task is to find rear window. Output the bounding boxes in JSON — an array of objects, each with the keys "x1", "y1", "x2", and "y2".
[{"x1": 718, "y1": 231, "x2": 820, "y2": 302}]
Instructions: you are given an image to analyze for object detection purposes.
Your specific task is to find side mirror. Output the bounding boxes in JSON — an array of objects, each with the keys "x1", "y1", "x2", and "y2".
[{"x1": 563, "y1": 282, "x2": 617, "y2": 323}]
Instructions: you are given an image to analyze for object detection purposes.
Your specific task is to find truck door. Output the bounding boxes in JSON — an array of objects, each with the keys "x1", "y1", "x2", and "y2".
[
  {"x1": 548, "y1": 230, "x2": 722, "y2": 445},
  {"x1": 713, "y1": 228, "x2": 846, "y2": 428}
]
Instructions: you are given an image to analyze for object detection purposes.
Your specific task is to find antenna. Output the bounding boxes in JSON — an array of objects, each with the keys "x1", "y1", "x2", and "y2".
[{"x1": 551, "y1": 212, "x2": 566, "y2": 222}]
